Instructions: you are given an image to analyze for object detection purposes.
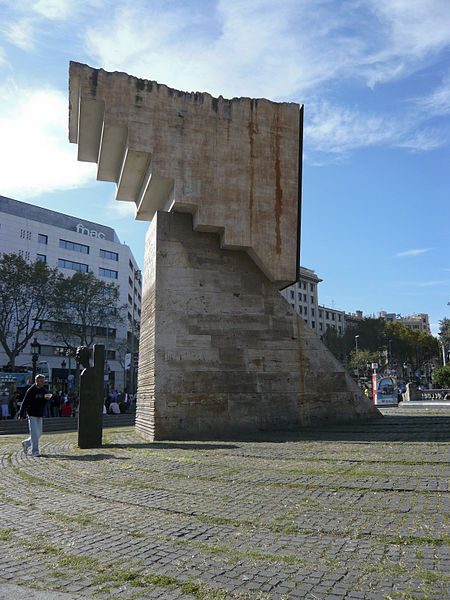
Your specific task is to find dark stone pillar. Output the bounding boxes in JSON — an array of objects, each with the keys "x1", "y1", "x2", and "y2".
[{"x1": 77, "y1": 344, "x2": 105, "y2": 448}]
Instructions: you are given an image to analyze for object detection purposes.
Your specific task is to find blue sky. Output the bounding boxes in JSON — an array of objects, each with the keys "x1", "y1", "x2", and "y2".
[{"x1": 0, "y1": 0, "x2": 449, "y2": 334}]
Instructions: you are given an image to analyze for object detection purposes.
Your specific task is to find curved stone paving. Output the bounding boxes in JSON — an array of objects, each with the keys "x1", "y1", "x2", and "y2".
[{"x1": 0, "y1": 408, "x2": 449, "y2": 599}]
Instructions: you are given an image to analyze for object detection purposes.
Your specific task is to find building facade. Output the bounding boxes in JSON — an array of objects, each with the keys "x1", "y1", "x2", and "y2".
[
  {"x1": 280, "y1": 267, "x2": 322, "y2": 333},
  {"x1": 378, "y1": 311, "x2": 431, "y2": 334},
  {"x1": 0, "y1": 195, "x2": 141, "y2": 392},
  {"x1": 280, "y1": 267, "x2": 346, "y2": 338},
  {"x1": 317, "y1": 306, "x2": 346, "y2": 337}
]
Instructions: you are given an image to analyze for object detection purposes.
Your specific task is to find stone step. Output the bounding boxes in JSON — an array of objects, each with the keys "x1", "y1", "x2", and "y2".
[{"x1": 0, "y1": 414, "x2": 135, "y2": 435}]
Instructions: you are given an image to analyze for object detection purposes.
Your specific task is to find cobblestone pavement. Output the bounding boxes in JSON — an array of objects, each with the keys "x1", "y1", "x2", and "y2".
[{"x1": 0, "y1": 406, "x2": 448, "y2": 600}]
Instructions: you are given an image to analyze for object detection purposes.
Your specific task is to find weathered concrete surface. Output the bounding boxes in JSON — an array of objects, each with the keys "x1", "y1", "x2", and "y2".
[
  {"x1": 136, "y1": 212, "x2": 379, "y2": 440},
  {"x1": 68, "y1": 64, "x2": 380, "y2": 442},
  {"x1": 69, "y1": 62, "x2": 300, "y2": 285},
  {"x1": 0, "y1": 406, "x2": 448, "y2": 599}
]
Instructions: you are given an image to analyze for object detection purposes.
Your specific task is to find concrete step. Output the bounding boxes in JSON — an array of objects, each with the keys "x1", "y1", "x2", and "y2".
[{"x1": 0, "y1": 413, "x2": 135, "y2": 435}]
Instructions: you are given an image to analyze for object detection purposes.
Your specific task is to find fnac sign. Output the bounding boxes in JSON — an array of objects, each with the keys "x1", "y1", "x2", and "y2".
[{"x1": 76, "y1": 223, "x2": 105, "y2": 239}]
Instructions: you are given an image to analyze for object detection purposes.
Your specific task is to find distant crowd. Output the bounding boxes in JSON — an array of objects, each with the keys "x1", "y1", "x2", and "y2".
[{"x1": 0, "y1": 388, "x2": 136, "y2": 419}]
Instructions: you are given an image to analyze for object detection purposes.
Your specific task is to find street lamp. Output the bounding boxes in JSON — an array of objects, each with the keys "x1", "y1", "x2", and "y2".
[
  {"x1": 355, "y1": 335, "x2": 360, "y2": 379},
  {"x1": 31, "y1": 338, "x2": 40, "y2": 380}
]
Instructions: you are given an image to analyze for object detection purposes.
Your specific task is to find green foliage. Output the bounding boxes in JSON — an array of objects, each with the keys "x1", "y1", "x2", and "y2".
[
  {"x1": 432, "y1": 364, "x2": 450, "y2": 388},
  {"x1": 0, "y1": 253, "x2": 60, "y2": 369},
  {"x1": 0, "y1": 254, "x2": 125, "y2": 368},
  {"x1": 323, "y1": 314, "x2": 440, "y2": 378},
  {"x1": 385, "y1": 321, "x2": 440, "y2": 372},
  {"x1": 439, "y1": 318, "x2": 450, "y2": 349},
  {"x1": 51, "y1": 270, "x2": 124, "y2": 349}
]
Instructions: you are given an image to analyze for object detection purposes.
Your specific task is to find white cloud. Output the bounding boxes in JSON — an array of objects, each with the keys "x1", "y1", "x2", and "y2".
[
  {"x1": 305, "y1": 101, "x2": 400, "y2": 154},
  {"x1": 3, "y1": 18, "x2": 35, "y2": 51},
  {"x1": 396, "y1": 128, "x2": 445, "y2": 152},
  {"x1": 107, "y1": 197, "x2": 136, "y2": 220},
  {"x1": 32, "y1": 0, "x2": 72, "y2": 20},
  {"x1": 417, "y1": 279, "x2": 450, "y2": 287},
  {"x1": 80, "y1": 0, "x2": 450, "y2": 159},
  {"x1": 393, "y1": 279, "x2": 450, "y2": 287},
  {"x1": 363, "y1": 0, "x2": 450, "y2": 87},
  {"x1": 419, "y1": 74, "x2": 450, "y2": 117},
  {"x1": 395, "y1": 248, "x2": 434, "y2": 257},
  {"x1": 0, "y1": 81, "x2": 97, "y2": 198}
]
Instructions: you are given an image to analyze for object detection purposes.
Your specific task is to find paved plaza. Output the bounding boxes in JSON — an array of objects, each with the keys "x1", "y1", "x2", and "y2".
[{"x1": 0, "y1": 405, "x2": 448, "y2": 600}]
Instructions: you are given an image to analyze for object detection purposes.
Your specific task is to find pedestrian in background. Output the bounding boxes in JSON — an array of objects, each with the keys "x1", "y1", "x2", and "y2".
[{"x1": 19, "y1": 375, "x2": 51, "y2": 457}]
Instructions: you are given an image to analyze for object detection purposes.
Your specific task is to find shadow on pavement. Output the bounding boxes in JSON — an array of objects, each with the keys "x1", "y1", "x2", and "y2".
[
  {"x1": 48, "y1": 453, "x2": 131, "y2": 461},
  {"x1": 102, "y1": 442, "x2": 239, "y2": 451}
]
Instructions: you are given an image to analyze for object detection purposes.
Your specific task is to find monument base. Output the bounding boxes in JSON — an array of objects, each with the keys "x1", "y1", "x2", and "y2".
[{"x1": 136, "y1": 212, "x2": 380, "y2": 440}]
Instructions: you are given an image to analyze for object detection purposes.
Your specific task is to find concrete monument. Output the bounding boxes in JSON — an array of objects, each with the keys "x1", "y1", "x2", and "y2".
[
  {"x1": 68, "y1": 62, "x2": 380, "y2": 440},
  {"x1": 76, "y1": 344, "x2": 105, "y2": 448}
]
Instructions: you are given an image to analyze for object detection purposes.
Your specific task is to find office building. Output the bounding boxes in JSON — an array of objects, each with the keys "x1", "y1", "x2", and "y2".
[{"x1": 0, "y1": 195, "x2": 141, "y2": 391}]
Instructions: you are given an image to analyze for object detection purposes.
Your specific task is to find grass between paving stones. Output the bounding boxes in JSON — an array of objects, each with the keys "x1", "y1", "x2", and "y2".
[
  {"x1": 171, "y1": 537, "x2": 447, "y2": 588},
  {"x1": 0, "y1": 527, "x2": 13, "y2": 540},
  {"x1": 7, "y1": 446, "x2": 448, "y2": 550},
  {"x1": 108, "y1": 459, "x2": 447, "y2": 497},
  {"x1": 2, "y1": 529, "x2": 265, "y2": 600}
]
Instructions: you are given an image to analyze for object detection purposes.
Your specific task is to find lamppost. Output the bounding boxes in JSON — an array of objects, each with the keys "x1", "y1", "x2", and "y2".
[
  {"x1": 31, "y1": 338, "x2": 40, "y2": 380},
  {"x1": 355, "y1": 335, "x2": 360, "y2": 379}
]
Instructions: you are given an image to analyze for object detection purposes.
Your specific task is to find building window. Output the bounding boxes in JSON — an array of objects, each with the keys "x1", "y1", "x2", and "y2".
[
  {"x1": 338, "y1": 315, "x2": 341, "y2": 322},
  {"x1": 303, "y1": 294, "x2": 306, "y2": 301},
  {"x1": 129, "y1": 259, "x2": 134, "y2": 270},
  {"x1": 326, "y1": 311, "x2": 330, "y2": 319},
  {"x1": 58, "y1": 258, "x2": 88, "y2": 272},
  {"x1": 60, "y1": 239, "x2": 89, "y2": 254},
  {"x1": 36, "y1": 254, "x2": 46, "y2": 263},
  {"x1": 319, "y1": 310, "x2": 322, "y2": 318},
  {"x1": 312, "y1": 321, "x2": 315, "y2": 329},
  {"x1": 19, "y1": 250, "x2": 30, "y2": 260},
  {"x1": 310, "y1": 296, "x2": 314, "y2": 304},
  {"x1": 52, "y1": 346, "x2": 68, "y2": 357},
  {"x1": 338, "y1": 326, "x2": 342, "y2": 334},
  {"x1": 298, "y1": 293, "x2": 301, "y2": 301},
  {"x1": 311, "y1": 308, "x2": 315, "y2": 317},
  {"x1": 304, "y1": 306, "x2": 308, "y2": 315},
  {"x1": 290, "y1": 290, "x2": 294, "y2": 299},
  {"x1": 129, "y1": 277, "x2": 133, "y2": 287},
  {"x1": 38, "y1": 233, "x2": 48, "y2": 244},
  {"x1": 20, "y1": 229, "x2": 32, "y2": 239},
  {"x1": 332, "y1": 313, "x2": 335, "y2": 321},
  {"x1": 310, "y1": 284, "x2": 314, "y2": 292},
  {"x1": 319, "y1": 323, "x2": 323, "y2": 331},
  {"x1": 303, "y1": 282, "x2": 306, "y2": 290},
  {"x1": 96, "y1": 326, "x2": 116, "y2": 338},
  {"x1": 99, "y1": 267, "x2": 118, "y2": 279},
  {"x1": 100, "y1": 249, "x2": 119, "y2": 261}
]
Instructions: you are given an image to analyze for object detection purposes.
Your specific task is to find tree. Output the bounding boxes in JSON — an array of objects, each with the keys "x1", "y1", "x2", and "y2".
[
  {"x1": 51, "y1": 271, "x2": 125, "y2": 351},
  {"x1": 385, "y1": 321, "x2": 440, "y2": 373},
  {"x1": 432, "y1": 364, "x2": 450, "y2": 388},
  {"x1": 439, "y1": 318, "x2": 450, "y2": 351},
  {"x1": 348, "y1": 317, "x2": 386, "y2": 353},
  {"x1": 347, "y1": 348, "x2": 384, "y2": 377},
  {"x1": 0, "y1": 254, "x2": 60, "y2": 370}
]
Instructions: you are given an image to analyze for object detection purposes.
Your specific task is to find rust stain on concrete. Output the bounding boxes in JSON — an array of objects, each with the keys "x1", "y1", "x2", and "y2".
[
  {"x1": 271, "y1": 107, "x2": 283, "y2": 255},
  {"x1": 248, "y1": 100, "x2": 259, "y2": 238}
]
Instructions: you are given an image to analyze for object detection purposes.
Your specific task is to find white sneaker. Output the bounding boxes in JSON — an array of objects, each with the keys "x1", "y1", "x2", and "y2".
[{"x1": 22, "y1": 441, "x2": 29, "y2": 455}]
